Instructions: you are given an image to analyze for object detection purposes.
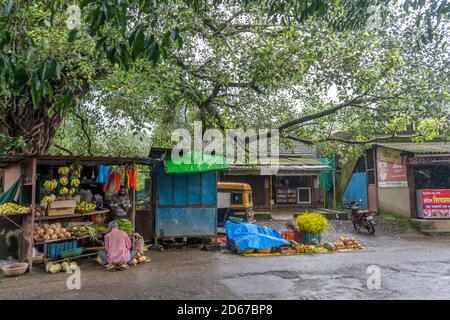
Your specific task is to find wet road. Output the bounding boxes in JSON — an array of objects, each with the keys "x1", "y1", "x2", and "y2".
[{"x1": 1, "y1": 224, "x2": 450, "y2": 300}]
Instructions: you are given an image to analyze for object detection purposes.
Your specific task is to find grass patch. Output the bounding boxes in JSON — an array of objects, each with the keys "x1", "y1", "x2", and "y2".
[
  {"x1": 378, "y1": 210, "x2": 414, "y2": 231},
  {"x1": 253, "y1": 213, "x2": 272, "y2": 221}
]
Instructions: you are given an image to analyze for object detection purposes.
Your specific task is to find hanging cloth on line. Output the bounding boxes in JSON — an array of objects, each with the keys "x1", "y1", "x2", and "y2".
[
  {"x1": 96, "y1": 165, "x2": 110, "y2": 184},
  {"x1": 0, "y1": 178, "x2": 21, "y2": 204},
  {"x1": 114, "y1": 171, "x2": 121, "y2": 191},
  {"x1": 126, "y1": 168, "x2": 137, "y2": 190},
  {"x1": 103, "y1": 171, "x2": 122, "y2": 193}
]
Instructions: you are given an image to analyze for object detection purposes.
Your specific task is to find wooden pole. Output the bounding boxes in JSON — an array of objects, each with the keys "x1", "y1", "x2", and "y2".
[
  {"x1": 131, "y1": 161, "x2": 136, "y2": 229},
  {"x1": 269, "y1": 175, "x2": 273, "y2": 210},
  {"x1": 333, "y1": 171, "x2": 337, "y2": 210}
]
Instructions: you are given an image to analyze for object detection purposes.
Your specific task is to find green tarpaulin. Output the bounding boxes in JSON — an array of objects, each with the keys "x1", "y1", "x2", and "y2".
[
  {"x1": 319, "y1": 157, "x2": 336, "y2": 192},
  {"x1": 165, "y1": 151, "x2": 229, "y2": 174},
  {"x1": 0, "y1": 178, "x2": 20, "y2": 204}
]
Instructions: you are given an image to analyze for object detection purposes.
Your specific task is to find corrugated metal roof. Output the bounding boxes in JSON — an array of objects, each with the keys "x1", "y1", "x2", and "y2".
[
  {"x1": 377, "y1": 142, "x2": 450, "y2": 154},
  {"x1": 231, "y1": 157, "x2": 326, "y2": 166}
]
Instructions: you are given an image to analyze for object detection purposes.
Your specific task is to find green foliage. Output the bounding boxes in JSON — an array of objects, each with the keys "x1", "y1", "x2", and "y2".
[
  {"x1": 296, "y1": 212, "x2": 330, "y2": 234},
  {"x1": 0, "y1": 0, "x2": 448, "y2": 156}
]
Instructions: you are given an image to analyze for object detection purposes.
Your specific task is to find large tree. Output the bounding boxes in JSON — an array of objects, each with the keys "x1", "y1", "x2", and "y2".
[
  {"x1": 0, "y1": 0, "x2": 448, "y2": 155},
  {"x1": 87, "y1": 0, "x2": 449, "y2": 160}
]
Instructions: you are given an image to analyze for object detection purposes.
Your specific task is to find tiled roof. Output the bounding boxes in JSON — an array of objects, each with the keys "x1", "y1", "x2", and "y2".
[{"x1": 377, "y1": 142, "x2": 450, "y2": 154}]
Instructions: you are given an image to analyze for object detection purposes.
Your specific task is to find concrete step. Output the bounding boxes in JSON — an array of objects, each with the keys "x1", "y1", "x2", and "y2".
[{"x1": 410, "y1": 219, "x2": 450, "y2": 233}]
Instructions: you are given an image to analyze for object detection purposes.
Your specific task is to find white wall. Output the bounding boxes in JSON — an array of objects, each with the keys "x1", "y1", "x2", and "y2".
[{"x1": 377, "y1": 187, "x2": 411, "y2": 218}]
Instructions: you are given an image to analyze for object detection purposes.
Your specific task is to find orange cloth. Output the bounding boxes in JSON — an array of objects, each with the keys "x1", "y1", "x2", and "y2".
[{"x1": 104, "y1": 228, "x2": 131, "y2": 265}]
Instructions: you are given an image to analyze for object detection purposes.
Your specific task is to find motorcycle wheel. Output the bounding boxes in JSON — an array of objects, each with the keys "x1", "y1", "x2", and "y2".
[
  {"x1": 366, "y1": 222, "x2": 375, "y2": 235},
  {"x1": 353, "y1": 222, "x2": 358, "y2": 231}
]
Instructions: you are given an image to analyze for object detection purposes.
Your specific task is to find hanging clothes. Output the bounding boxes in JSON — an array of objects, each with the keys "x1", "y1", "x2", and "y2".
[
  {"x1": 96, "y1": 165, "x2": 110, "y2": 184},
  {"x1": 114, "y1": 172, "x2": 121, "y2": 191},
  {"x1": 126, "y1": 168, "x2": 137, "y2": 190},
  {"x1": 103, "y1": 171, "x2": 122, "y2": 193},
  {"x1": 103, "y1": 172, "x2": 114, "y2": 192}
]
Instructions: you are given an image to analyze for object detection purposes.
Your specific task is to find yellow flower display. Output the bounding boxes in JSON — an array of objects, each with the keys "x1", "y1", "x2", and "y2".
[{"x1": 295, "y1": 212, "x2": 329, "y2": 234}]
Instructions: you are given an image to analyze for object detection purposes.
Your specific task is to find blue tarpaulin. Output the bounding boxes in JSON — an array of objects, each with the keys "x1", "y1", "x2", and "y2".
[{"x1": 225, "y1": 222, "x2": 290, "y2": 251}]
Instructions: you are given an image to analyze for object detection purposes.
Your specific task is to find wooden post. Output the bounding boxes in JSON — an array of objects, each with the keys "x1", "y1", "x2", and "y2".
[
  {"x1": 131, "y1": 162, "x2": 136, "y2": 229},
  {"x1": 333, "y1": 171, "x2": 337, "y2": 210},
  {"x1": 269, "y1": 175, "x2": 273, "y2": 210},
  {"x1": 20, "y1": 158, "x2": 36, "y2": 272}
]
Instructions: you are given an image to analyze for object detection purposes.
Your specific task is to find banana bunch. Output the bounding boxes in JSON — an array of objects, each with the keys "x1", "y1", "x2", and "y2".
[
  {"x1": 58, "y1": 166, "x2": 70, "y2": 175},
  {"x1": 76, "y1": 201, "x2": 97, "y2": 212},
  {"x1": 43, "y1": 194, "x2": 57, "y2": 204},
  {"x1": 69, "y1": 164, "x2": 83, "y2": 178},
  {"x1": 59, "y1": 176, "x2": 69, "y2": 186},
  {"x1": 60, "y1": 187, "x2": 69, "y2": 195},
  {"x1": 70, "y1": 178, "x2": 80, "y2": 187},
  {"x1": 43, "y1": 179, "x2": 58, "y2": 191},
  {"x1": 0, "y1": 203, "x2": 30, "y2": 215}
]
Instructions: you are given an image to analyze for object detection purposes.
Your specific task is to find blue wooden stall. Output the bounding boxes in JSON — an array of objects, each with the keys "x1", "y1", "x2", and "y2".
[
  {"x1": 149, "y1": 148, "x2": 228, "y2": 240},
  {"x1": 155, "y1": 163, "x2": 218, "y2": 238}
]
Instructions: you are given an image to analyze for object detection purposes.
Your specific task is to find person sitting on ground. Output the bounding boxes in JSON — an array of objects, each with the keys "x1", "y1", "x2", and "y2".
[{"x1": 104, "y1": 221, "x2": 131, "y2": 271}]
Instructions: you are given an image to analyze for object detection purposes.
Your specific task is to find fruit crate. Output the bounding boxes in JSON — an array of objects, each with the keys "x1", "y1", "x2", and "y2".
[
  {"x1": 46, "y1": 240, "x2": 78, "y2": 259},
  {"x1": 281, "y1": 231, "x2": 295, "y2": 241}
]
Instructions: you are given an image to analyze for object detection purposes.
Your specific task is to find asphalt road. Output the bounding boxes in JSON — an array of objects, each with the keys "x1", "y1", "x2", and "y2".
[{"x1": 1, "y1": 221, "x2": 450, "y2": 300}]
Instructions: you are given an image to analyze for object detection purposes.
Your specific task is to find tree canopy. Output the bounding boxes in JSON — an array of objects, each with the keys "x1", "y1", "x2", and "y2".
[{"x1": 0, "y1": 0, "x2": 449, "y2": 159}]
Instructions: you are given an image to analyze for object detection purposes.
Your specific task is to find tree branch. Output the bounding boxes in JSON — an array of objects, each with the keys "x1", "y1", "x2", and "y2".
[
  {"x1": 286, "y1": 133, "x2": 422, "y2": 145},
  {"x1": 53, "y1": 144, "x2": 74, "y2": 155},
  {"x1": 73, "y1": 112, "x2": 93, "y2": 156},
  {"x1": 278, "y1": 91, "x2": 407, "y2": 132}
]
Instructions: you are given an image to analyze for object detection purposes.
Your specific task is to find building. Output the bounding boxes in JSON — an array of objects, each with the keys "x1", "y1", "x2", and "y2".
[
  {"x1": 342, "y1": 142, "x2": 450, "y2": 232},
  {"x1": 219, "y1": 142, "x2": 332, "y2": 210}
]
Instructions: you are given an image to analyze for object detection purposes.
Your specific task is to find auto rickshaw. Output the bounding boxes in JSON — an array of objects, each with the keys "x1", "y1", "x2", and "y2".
[{"x1": 217, "y1": 182, "x2": 255, "y2": 226}]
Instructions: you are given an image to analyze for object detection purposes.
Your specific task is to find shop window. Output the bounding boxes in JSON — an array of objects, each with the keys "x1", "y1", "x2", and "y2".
[
  {"x1": 367, "y1": 170, "x2": 375, "y2": 184},
  {"x1": 297, "y1": 187, "x2": 311, "y2": 204},
  {"x1": 231, "y1": 192, "x2": 243, "y2": 204},
  {"x1": 366, "y1": 149, "x2": 375, "y2": 170}
]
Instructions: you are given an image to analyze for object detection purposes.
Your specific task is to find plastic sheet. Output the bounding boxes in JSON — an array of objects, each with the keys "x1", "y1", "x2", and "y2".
[{"x1": 225, "y1": 221, "x2": 290, "y2": 251}]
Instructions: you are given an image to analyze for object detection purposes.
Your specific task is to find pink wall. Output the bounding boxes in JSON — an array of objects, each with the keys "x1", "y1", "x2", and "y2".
[
  {"x1": 4, "y1": 164, "x2": 21, "y2": 190},
  {"x1": 368, "y1": 184, "x2": 378, "y2": 212}
]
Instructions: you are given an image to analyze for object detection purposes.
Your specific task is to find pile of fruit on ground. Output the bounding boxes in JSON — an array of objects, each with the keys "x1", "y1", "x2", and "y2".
[
  {"x1": 34, "y1": 223, "x2": 72, "y2": 242},
  {"x1": 289, "y1": 241, "x2": 336, "y2": 254},
  {"x1": 334, "y1": 235, "x2": 364, "y2": 250},
  {"x1": 130, "y1": 252, "x2": 151, "y2": 266},
  {"x1": 45, "y1": 261, "x2": 78, "y2": 274},
  {"x1": 0, "y1": 203, "x2": 30, "y2": 215}
]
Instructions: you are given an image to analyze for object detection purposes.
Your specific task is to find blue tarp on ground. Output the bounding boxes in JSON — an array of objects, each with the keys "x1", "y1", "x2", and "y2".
[{"x1": 225, "y1": 222, "x2": 290, "y2": 251}]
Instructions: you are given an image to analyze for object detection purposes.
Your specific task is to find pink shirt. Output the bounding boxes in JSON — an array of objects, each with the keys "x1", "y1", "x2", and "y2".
[{"x1": 104, "y1": 228, "x2": 131, "y2": 264}]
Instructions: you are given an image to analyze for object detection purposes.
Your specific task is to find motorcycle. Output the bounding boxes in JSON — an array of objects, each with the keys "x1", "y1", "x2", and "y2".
[{"x1": 348, "y1": 202, "x2": 376, "y2": 235}]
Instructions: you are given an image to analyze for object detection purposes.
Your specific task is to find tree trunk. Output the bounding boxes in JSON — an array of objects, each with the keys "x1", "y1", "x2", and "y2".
[{"x1": 1, "y1": 103, "x2": 65, "y2": 155}]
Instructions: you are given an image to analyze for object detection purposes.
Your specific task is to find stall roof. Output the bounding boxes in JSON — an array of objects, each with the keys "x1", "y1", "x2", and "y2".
[
  {"x1": 376, "y1": 142, "x2": 450, "y2": 154},
  {"x1": 0, "y1": 155, "x2": 153, "y2": 166},
  {"x1": 230, "y1": 157, "x2": 332, "y2": 170}
]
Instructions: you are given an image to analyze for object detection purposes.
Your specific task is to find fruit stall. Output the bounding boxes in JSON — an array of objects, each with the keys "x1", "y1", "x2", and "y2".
[{"x1": 0, "y1": 155, "x2": 152, "y2": 272}]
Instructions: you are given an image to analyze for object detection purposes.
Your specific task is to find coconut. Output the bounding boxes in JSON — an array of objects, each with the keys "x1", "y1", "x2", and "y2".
[
  {"x1": 45, "y1": 262, "x2": 53, "y2": 273},
  {"x1": 49, "y1": 264, "x2": 60, "y2": 274},
  {"x1": 51, "y1": 234, "x2": 58, "y2": 240},
  {"x1": 61, "y1": 262, "x2": 69, "y2": 272},
  {"x1": 69, "y1": 262, "x2": 78, "y2": 271},
  {"x1": 43, "y1": 234, "x2": 51, "y2": 241}
]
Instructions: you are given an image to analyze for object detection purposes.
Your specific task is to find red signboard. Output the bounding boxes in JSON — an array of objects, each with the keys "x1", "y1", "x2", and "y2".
[
  {"x1": 377, "y1": 156, "x2": 408, "y2": 188},
  {"x1": 421, "y1": 189, "x2": 450, "y2": 218}
]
